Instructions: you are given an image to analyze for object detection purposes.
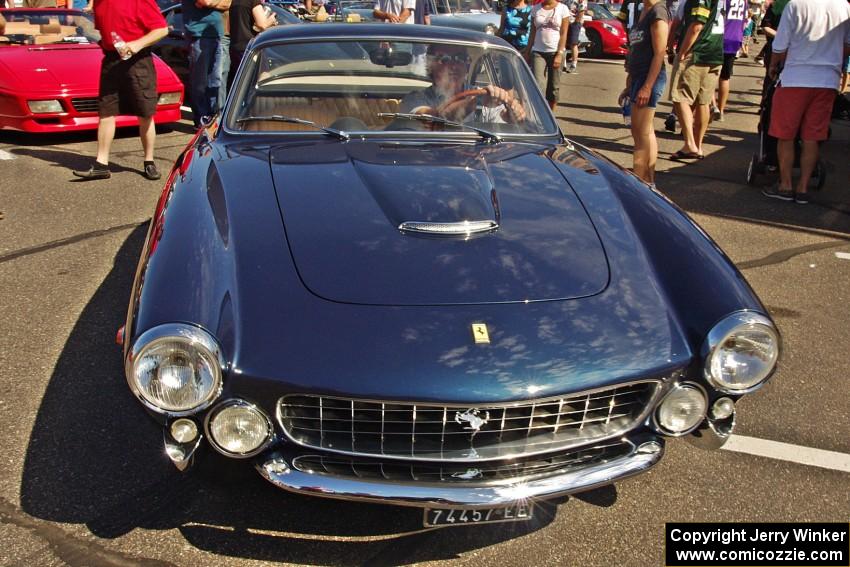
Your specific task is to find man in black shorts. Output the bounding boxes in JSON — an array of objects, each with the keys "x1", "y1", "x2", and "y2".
[{"x1": 72, "y1": 0, "x2": 168, "y2": 181}]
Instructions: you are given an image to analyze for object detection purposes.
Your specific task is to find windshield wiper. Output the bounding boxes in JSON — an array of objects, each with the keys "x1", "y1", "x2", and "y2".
[
  {"x1": 235, "y1": 115, "x2": 350, "y2": 140},
  {"x1": 377, "y1": 112, "x2": 502, "y2": 143}
]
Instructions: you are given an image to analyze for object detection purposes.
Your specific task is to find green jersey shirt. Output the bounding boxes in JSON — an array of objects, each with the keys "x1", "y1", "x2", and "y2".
[{"x1": 679, "y1": 0, "x2": 724, "y2": 66}]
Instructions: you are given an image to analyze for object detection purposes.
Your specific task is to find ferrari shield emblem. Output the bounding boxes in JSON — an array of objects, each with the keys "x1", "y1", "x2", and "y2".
[{"x1": 471, "y1": 323, "x2": 490, "y2": 344}]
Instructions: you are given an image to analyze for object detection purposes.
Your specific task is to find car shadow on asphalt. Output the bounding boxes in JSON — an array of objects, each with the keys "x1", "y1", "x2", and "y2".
[{"x1": 17, "y1": 226, "x2": 618, "y2": 565}]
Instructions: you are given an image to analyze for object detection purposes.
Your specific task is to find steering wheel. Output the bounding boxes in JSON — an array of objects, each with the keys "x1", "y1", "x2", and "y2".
[{"x1": 437, "y1": 88, "x2": 488, "y2": 120}]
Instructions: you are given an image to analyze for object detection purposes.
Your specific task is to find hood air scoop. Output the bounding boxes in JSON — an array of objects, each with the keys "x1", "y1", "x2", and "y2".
[{"x1": 399, "y1": 219, "x2": 499, "y2": 237}]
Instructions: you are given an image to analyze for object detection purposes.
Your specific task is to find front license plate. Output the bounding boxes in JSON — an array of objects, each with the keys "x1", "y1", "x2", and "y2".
[{"x1": 423, "y1": 503, "x2": 534, "y2": 527}]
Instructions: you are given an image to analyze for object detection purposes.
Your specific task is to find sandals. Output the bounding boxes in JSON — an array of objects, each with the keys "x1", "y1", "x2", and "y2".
[{"x1": 670, "y1": 150, "x2": 704, "y2": 161}]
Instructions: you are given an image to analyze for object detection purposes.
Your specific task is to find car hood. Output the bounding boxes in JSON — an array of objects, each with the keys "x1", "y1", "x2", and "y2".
[
  {"x1": 270, "y1": 140, "x2": 609, "y2": 306},
  {"x1": 0, "y1": 45, "x2": 179, "y2": 92},
  {"x1": 0, "y1": 45, "x2": 103, "y2": 91}
]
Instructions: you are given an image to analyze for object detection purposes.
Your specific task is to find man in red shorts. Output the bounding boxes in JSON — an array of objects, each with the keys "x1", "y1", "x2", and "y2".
[
  {"x1": 763, "y1": 0, "x2": 850, "y2": 204},
  {"x1": 72, "y1": 0, "x2": 168, "y2": 181}
]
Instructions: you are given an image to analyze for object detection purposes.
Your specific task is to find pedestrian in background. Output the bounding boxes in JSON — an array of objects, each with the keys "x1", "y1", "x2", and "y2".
[
  {"x1": 622, "y1": 0, "x2": 669, "y2": 185},
  {"x1": 71, "y1": 0, "x2": 168, "y2": 181},
  {"x1": 563, "y1": 0, "x2": 586, "y2": 73},
  {"x1": 498, "y1": 0, "x2": 531, "y2": 52},
  {"x1": 714, "y1": 0, "x2": 747, "y2": 122},
  {"x1": 373, "y1": 0, "x2": 415, "y2": 23},
  {"x1": 414, "y1": 0, "x2": 431, "y2": 25},
  {"x1": 228, "y1": 0, "x2": 276, "y2": 90},
  {"x1": 527, "y1": 0, "x2": 569, "y2": 111},
  {"x1": 183, "y1": 0, "x2": 231, "y2": 128},
  {"x1": 762, "y1": 0, "x2": 850, "y2": 204},
  {"x1": 668, "y1": 0, "x2": 723, "y2": 160}
]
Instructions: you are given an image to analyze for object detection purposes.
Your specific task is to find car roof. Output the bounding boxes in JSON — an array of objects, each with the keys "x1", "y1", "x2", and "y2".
[{"x1": 252, "y1": 23, "x2": 510, "y2": 50}]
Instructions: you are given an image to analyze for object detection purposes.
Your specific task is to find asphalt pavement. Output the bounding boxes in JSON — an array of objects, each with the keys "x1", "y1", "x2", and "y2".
[{"x1": 0, "y1": 53, "x2": 848, "y2": 567}]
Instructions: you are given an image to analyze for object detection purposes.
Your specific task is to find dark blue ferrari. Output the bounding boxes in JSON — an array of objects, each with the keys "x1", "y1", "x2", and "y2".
[{"x1": 122, "y1": 24, "x2": 780, "y2": 527}]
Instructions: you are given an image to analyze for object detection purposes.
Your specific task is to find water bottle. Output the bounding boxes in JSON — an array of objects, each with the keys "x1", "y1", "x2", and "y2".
[
  {"x1": 111, "y1": 31, "x2": 131, "y2": 61},
  {"x1": 621, "y1": 97, "x2": 631, "y2": 126}
]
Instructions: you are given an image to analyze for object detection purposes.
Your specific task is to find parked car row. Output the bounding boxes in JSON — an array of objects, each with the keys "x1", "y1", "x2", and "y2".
[{"x1": 0, "y1": 0, "x2": 623, "y2": 135}]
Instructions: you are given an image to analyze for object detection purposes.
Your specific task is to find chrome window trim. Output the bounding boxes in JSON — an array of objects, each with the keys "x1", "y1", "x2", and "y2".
[
  {"x1": 701, "y1": 310, "x2": 780, "y2": 395},
  {"x1": 204, "y1": 399, "x2": 275, "y2": 459},
  {"x1": 275, "y1": 378, "x2": 667, "y2": 462},
  {"x1": 125, "y1": 323, "x2": 225, "y2": 417}
]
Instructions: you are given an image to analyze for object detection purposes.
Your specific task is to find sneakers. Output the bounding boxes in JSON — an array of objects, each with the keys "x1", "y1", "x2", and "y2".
[
  {"x1": 664, "y1": 114, "x2": 677, "y2": 132},
  {"x1": 565, "y1": 63, "x2": 577, "y2": 74},
  {"x1": 715, "y1": 111, "x2": 724, "y2": 122},
  {"x1": 72, "y1": 161, "x2": 111, "y2": 180},
  {"x1": 794, "y1": 192, "x2": 809, "y2": 205},
  {"x1": 710, "y1": 105, "x2": 721, "y2": 121},
  {"x1": 143, "y1": 161, "x2": 161, "y2": 181},
  {"x1": 761, "y1": 185, "x2": 793, "y2": 201}
]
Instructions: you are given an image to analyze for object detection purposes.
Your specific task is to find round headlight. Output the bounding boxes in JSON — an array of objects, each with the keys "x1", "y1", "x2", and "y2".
[
  {"x1": 127, "y1": 324, "x2": 224, "y2": 415},
  {"x1": 704, "y1": 312, "x2": 779, "y2": 394},
  {"x1": 208, "y1": 401, "x2": 271, "y2": 457},
  {"x1": 656, "y1": 384, "x2": 707, "y2": 435}
]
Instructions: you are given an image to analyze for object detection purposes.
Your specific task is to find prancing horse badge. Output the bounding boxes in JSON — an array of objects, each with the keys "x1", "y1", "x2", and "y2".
[{"x1": 471, "y1": 323, "x2": 490, "y2": 344}]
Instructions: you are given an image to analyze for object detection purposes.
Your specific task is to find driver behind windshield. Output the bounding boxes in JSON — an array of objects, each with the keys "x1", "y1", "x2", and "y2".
[{"x1": 400, "y1": 44, "x2": 527, "y2": 123}]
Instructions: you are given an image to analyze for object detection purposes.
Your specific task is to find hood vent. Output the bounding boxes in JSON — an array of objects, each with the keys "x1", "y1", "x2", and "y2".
[{"x1": 398, "y1": 219, "x2": 498, "y2": 237}]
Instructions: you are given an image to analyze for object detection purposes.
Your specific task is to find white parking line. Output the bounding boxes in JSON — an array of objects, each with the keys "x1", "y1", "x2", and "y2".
[
  {"x1": 835, "y1": 252, "x2": 850, "y2": 260},
  {"x1": 0, "y1": 149, "x2": 15, "y2": 160},
  {"x1": 722, "y1": 435, "x2": 850, "y2": 473}
]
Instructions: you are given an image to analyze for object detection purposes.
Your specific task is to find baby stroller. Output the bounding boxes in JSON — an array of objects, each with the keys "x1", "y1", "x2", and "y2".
[{"x1": 746, "y1": 75, "x2": 827, "y2": 189}]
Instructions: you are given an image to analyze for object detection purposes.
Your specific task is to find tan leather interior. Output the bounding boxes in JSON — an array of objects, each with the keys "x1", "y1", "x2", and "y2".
[
  {"x1": 39, "y1": 22, "x2": 61, "y2": 33},
  {"x1": 244, "y1": 96, "x2": 401, "y2": 131},
  {"x1": 2, "y1": 21, "x2": 78, "y2": 43}
]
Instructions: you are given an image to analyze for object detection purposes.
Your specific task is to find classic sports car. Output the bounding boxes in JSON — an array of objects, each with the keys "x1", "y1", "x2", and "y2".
[
  {"x1": 0, "y1": 9, "x2": 183, "y2": 133},
  {"x1": 583, "y1": 2, "x2": 627, "y2": 58},
  {"x1": 122, "y1": 24, "x2": 780, "y2": 527}
]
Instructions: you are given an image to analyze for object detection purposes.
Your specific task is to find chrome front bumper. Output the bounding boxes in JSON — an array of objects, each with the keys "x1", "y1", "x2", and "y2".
[{"x1": 255, "y1": 436, "x2": 664, "y2": 509}]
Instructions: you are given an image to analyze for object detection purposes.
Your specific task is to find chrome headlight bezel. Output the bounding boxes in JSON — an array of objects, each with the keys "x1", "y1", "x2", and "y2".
[
  {"x1": 702, "y1": 311, "x2": 780, "y2": 394},
  {"x1": 126, "y1": 323, "x2": 225, "y2": 417},
  {"x1": 205, "y1": 399, "x2": 274, "y2": 458},
  {"x1": 653, "y1": 382, "x2": 707, "y2": 436}
]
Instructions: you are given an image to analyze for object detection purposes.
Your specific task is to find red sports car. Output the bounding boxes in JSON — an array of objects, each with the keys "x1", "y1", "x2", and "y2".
[
  {"x1": 0, "y1": 8, "x2": 183, "y2": 133},
  {"x1": 583, "y1": 2, "x2": 628, "y2": 58}
]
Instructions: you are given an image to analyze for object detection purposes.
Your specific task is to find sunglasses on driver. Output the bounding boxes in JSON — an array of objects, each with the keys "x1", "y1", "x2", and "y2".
[{"x1": 428, "y1": 53, "x2": 471, "y2": 65}]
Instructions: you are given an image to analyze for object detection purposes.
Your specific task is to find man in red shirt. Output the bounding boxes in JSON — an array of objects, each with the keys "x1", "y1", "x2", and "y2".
[{"x1": 73, "y1": 0, "x2": 168, "y2": 180}]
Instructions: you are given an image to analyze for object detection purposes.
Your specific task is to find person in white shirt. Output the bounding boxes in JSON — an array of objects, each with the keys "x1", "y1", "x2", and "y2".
[
  {"x1": 374, "y1": 0, "x2": 415, "y2": 24},
  {"x1": 527, "y1": 0, "x2": 570, "y2": 111},
  {"x1": 762, "y1": 0, "x2": 850, "y2": 204}
]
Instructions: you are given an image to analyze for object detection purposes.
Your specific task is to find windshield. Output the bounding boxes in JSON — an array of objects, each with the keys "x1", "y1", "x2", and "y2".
[
  {"x1": 0, "y1": 9, "x2": 100, "y2": 45},
  {"x1": 226, "y1": 39, "x2": 557, "y2": 137},
  {"x1": 587, "y1": 3, "x2": 615, "y2": 20}
]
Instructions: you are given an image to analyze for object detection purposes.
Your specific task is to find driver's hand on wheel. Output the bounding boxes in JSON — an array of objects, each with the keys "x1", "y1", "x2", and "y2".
[{"x1": 484, "y1": 85, "x2": 527, "y2": 122}]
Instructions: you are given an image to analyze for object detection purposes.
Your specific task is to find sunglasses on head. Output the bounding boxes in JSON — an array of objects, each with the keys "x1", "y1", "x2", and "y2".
[{"x1": 429, "y1": 53, "x2": 471, "y2": 65}]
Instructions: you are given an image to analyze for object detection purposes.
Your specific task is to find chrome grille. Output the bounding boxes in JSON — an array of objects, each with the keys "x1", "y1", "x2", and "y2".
[
  {"x1": 277, "y1": 382, "x2": 659, "y2": 461},
  {"x1": 71, "y1": 98, "x2": 99, "y2": 113},
  {"x1": 291, "y1": 440, "x2": 631, "y2": 483}
]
